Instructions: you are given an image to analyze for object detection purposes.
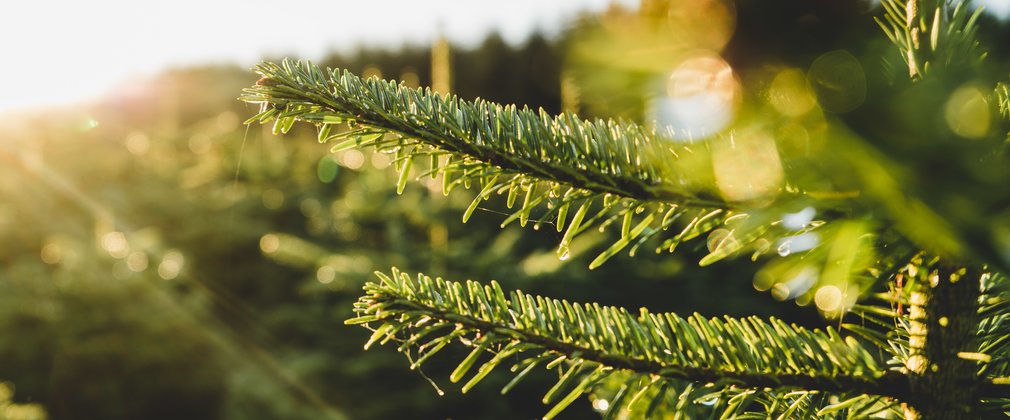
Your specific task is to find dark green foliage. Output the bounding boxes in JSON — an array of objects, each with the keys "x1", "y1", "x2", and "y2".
[
  {"x1": 4, "y1": 33, "x2": 792, "y2": 420},
  {"x1": 242, "y1": 1, "x2": 1010, "y2": 418},
  {"x1": 347, "y1": 268, "x2": 900, "y2": 418}
]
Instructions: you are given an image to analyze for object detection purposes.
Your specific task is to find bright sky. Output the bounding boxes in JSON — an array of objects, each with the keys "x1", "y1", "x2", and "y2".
[
  {"x1": 0, "y1": 0, "x2": 632, "y2": 113},
  {"x1": 1, "y1": 0, "x2": 1006, "y2": 114}
]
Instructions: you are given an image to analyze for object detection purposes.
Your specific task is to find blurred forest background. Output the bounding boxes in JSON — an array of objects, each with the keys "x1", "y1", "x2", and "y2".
[{"x1": 1, "y1": 1, "x2": 1008, "y2": 419}]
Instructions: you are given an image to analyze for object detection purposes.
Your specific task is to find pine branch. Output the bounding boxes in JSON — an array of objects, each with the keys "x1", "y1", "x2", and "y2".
[
  {"x1": 346, "y1": 268, "x2": 917, "y2": 417},
  {"x1": 876, "y1": 0, "x2": 986, "y2": 79},
  {"x1": 979, "y1": 272, "x2": 1010, "y2": 412},
  {"x1": 595, "y1": 378, "x2": 904, "y2": 418},
  {"x1": 849, "y1": 260, "x2": 1010, "y2": 417},
  {"x1": 714, "y1": 389, "x2": 902, "y2": 418},
  {"x1": 239, "y1": 60, "x2": 821, "y2": 267},
  {"x1": 997, "y1": 80, "x2": 1010, "y2": 123},
  {"x1": 242, "y1": 60, "x2": 729, "y2": 208},
  {"x1": 980, "y1": 273, "x2": 1010, "y2": 378}
]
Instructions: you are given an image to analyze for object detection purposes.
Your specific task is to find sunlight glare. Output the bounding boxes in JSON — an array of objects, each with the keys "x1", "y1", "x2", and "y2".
[
  {"x1": 655, "y1": 54, "x2": 740, "y2": 141},
  {"x1": 0, "y1": 0, "x2": 629, "y2": 114},
  {"x1": 976, "y1": 0, "x2": 1010, "y2": 20},
  {"x1": 712, "y1": 131, "x2": 783, "y2": 202}
]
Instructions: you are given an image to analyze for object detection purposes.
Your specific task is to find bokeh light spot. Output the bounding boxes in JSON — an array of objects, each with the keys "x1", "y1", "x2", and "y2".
[
  {"x1": 808, "y1": 50, "x2": 865, "y2": 113},
  {"x1": 656, "y1": 54, "x2": 740, "y2": 141},
  {"x1": 41, "y1": 243, "x2": 62, "y2": 265},
  {"x1": 662, "y1": 0, "x2": 737, "y2": 51},
  {"x1": 125, "y1": 132, "x2": 150, "y2": 156},
  {"x1": 362, "y1": 65, "x2": 383, "y2": 79},
  {"x1": 317, "y1": 156, "x2": 341, "y2": 183},
  {"x1": 340, "y1": 150, "x2": 366, "y2": 170},
  {"x1": 592, "y1": 398, "x2": 610, "y2": 412},
  {"x1": 158, "y1": 250, "x2": 185, "y2": 280},
  {"x1": 189, "y1": 133, "x2": 212, "y2": 154},
  {"x1": 126, "y1": 251, "x2": 149, "y2": 272},
  {"x1": 768, "y1": 68, "x2": 816, "y2": 117},
  {"x1": 317, "y1": 266, "x2": 337, "y2": 284},
  {"x1": 399, "y1": 68, "x2": 420, "y2": 88},
  {"x1": 262, "y1": 189, "x2": 285, "y2": 210},
  {"x1": 259, "y1": 234, "x2": 280, "y2": 254},
  {"x1": 814, "y1": 285, "x2": 842, "y2": 312},
  {"x1": 712, "y1": 131, "x2": 783, "y2": 202},
  {"x1": 101, "y1": 231, "x2": 129, "y2": 258},
  {"x1": 944, "y1": 85, "x2": 990, "y2": 139}
]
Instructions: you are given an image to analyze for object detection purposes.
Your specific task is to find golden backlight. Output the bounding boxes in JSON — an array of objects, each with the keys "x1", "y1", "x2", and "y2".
[{"x1": 0, "y1": 0, "x2": 632, "y2": 114}]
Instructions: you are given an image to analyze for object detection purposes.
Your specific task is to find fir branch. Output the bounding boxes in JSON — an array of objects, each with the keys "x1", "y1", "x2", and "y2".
[
  {"x1": 241, "y1": 60, "x2": 729, "y2": 208},
  {"x1": 851, "y1": 261, "x2": 1010, "y2": 416},
  {"x1": 347, "y1": 268, "x2": 919, "y2": 417},
  {"x1": 717, "y1": 389, "x2": 902, "y2": 418},
  {"x1": 876, "y1": 0, "x2": 986, "y2": 79},
  {"x1": 997, "y1": 81, "x2": 1010, "y2": 123},
  {"x1": 239, "y1": 60, "x2": 809, "y2": 267},
  {"x1": 979, "y1": 273, "x2": 1010, "y2": 393}
]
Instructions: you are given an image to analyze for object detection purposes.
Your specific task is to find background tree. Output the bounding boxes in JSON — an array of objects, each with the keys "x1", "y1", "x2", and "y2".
[
  {"x1": 4, "y1": 25, "x2": 780, "y2": 419},
  {"x1": 242, "y1": 0, "x2": 1010, "y2": 418}
]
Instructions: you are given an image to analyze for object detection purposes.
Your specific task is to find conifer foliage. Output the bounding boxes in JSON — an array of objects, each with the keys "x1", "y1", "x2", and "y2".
[{"x1": 242, "y1": 1, "x2": 1010, "y2": 418}]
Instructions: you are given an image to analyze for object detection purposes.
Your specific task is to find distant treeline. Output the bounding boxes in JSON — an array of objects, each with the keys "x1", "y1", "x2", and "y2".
[{"x1": 316, "y1": 31, "x2": 564, "y2": 114}]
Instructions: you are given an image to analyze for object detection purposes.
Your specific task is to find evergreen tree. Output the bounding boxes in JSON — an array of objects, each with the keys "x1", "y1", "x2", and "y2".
[{"x1": 241, "y1": 1, "x2": 1010, "y2": 418}]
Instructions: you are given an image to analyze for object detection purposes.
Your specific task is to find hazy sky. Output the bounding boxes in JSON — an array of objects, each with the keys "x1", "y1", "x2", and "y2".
[
  {"x1": 1, "y1": 0, "x2": 1006, "y2": 113},
  {"x1": 0, "y1": 0, "x2": 632, "y2": 112}
]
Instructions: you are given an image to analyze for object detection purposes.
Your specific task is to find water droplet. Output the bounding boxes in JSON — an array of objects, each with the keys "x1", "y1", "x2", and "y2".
[
  {"x1": 777, "y1": 242, "x2": 792, "y2": 256},
  {"x1": 775, "y1": 233, "x2": 820, "y2": 255},
  {"x1": 782, "y1": 207, "x2": 816, "y2": 230},
  {"x1": 559, "y1": 249, "x2": 571, "y2": 261},
  {"x1": 592, "y1": 399, "x2": 610, "y2": 412}
]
